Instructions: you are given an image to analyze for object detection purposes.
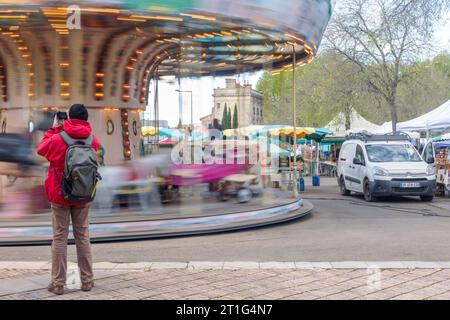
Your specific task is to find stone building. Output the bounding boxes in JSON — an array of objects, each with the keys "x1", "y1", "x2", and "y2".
[{"x1": 201, "y1": 79, "x2": 263, "y2": 128}]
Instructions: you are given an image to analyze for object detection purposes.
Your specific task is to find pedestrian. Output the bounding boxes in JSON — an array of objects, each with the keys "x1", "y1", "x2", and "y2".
[
  {"x1": 209, "y1": 118, "x2": 223, "y2": 141},
  {"x1": 37, "y1": 104, "x2": 101, "y2": 295}
]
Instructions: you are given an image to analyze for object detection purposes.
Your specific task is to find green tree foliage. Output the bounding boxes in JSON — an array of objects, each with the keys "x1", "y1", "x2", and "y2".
[
  {"x1": 222, "y1": 104, "x2": 232, "y2": 130},
  {"x1": 256, "y1": 52, "x2": 450, "y2": 128},
  {"x1": 233, "y1": 105, "x2": 238, "y2": 129},
  {"x1": 222, "y1": 105, "x2": 228, "y2": 130},
  {"x1": 386, "y1": 53, "x2": 450, "y2": 121},
  {"x1": 256, "y1": 52, "x2": 373, "y2": 127},
  {"x1": 325, "y1": 0, "x2": 449, "y2": 131}
]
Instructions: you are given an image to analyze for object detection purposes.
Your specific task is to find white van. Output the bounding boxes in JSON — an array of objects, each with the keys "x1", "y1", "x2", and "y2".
[{"x1": 337, "y1": 133, "x2": 436, "y2": 202}]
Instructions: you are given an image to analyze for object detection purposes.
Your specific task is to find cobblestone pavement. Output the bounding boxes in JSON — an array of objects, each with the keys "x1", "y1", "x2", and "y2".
[{"x1": 2, "y1": 262, "x2": 450, "y2": 300}]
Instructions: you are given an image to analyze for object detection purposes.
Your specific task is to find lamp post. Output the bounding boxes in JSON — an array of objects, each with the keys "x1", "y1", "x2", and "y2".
[{"x1": 292, "y1": 44, "x2": 298, "y2": 198}]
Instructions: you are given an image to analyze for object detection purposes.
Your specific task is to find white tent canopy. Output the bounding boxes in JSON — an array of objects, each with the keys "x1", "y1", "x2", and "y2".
[
  {"x1": 397, "y1": 100, "x2": 450, "y2": 132},
  {"x1": 326, "y1": 109, "x2": 383, "y2": 135},
  {"x1": 373, "y1": 121, "x2": 393, "y2": 134}
]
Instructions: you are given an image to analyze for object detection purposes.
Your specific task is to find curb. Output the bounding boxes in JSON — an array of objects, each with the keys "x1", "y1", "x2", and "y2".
[{"x1": 2, "y1": 261, "x2": 450, "y2": 271}]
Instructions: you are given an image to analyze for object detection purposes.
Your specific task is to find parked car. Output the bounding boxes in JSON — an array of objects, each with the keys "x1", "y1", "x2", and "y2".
[{"x1": 337, "y1": 133, "x2": 436, "y2": 202}]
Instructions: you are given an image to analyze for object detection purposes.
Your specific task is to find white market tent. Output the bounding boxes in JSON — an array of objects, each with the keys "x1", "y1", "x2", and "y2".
[
  {"x1": 326, "y1": 109, "x2": 383, "y2": 135},
  {"x1": 373, "y1": 121, "x2": 393, "y2": 134},
  {"x1": 397, "y1": 100, "x2": 450, "y2": 132}
]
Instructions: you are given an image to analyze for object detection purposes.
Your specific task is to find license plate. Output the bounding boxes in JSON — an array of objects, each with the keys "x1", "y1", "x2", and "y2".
[{"x1": 400, "y1": 182, "x2": 421, "y2": 188}]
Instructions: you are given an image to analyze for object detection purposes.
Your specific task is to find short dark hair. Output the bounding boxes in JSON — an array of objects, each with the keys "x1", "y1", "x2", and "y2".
[{"x1": 69, "y1": 104, "x2": 88, "y2": 121}]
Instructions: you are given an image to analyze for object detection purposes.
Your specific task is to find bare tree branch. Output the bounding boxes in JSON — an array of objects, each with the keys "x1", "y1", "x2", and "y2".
[{"x1": 323, "y1": 0, "x2": 449, "y2": 131}]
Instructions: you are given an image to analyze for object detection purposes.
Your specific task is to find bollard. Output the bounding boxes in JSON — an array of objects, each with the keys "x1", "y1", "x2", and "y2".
[
  {"x1": 312, "y1": 175, "x2": 320, "y2": 187},
  {"x1": 298, "y1": 177, "x2": 305, "y2": 192}
]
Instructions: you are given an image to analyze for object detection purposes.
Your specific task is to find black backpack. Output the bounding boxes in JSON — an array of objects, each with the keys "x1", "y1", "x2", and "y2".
[{"x1": 59, "y1": 131, "x2": 101, "y2": 203}]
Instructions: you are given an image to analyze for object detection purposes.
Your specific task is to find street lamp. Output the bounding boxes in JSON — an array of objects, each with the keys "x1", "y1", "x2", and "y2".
[{"x1": 291, "y1": 44, "x2": 298, "y2": 198}]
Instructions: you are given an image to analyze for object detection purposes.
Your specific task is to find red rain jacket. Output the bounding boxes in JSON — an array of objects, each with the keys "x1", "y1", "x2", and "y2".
[{"x1": 37, "y1": 119, "x2": 100, "y2": 206}]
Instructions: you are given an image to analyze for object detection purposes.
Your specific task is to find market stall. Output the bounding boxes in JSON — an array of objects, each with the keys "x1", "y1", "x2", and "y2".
[
  {"x1": 268, "y1": 127, "x2": 332, "y2": 187},
  {"x1": 317, "y1": 136, "x2": 346, "y2": 177},
  {"x1": 435, "y1": 141, "x2": 450, "y2": 197}
]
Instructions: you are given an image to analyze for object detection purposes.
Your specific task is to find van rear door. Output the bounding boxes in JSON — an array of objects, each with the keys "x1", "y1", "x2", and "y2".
[
  {"x1": 350, "y1": 144, "x2": 366, "y2": 192},
  {"x1": 422, "y1": 141, "x2": 436, "y2": 167}
]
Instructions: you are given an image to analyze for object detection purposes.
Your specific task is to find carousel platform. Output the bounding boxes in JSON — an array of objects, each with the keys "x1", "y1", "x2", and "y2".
[{"x1": 0, "y1": 189, "x2": 313, "y2": 245}]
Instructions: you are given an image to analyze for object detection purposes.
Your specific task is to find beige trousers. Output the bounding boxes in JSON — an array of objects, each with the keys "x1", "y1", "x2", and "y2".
[{"x1": 51, "y1": 203, "x2": 93, "y2": 286}]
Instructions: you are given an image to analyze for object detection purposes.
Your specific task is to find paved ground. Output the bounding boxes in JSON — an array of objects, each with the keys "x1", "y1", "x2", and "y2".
[
  {"x1": 2, "y1": 262, "x2": 450, "y2": 300},
  {"x1": 2, "y1": 177, "x2": 450, "y2": 300},
  {"x1": 1, "y1": 178, "x2": 450, "y2": 261}
]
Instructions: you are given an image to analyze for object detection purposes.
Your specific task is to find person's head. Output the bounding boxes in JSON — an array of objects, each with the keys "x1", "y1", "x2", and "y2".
[
  {"x1": 68, "y1": 104, "x2": 88, "y2": 121},
  {"x1": 213, "y1": 118, "x2": 219, "y2": 127}
]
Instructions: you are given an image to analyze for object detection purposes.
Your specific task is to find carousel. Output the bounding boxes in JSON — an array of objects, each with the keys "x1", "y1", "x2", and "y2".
[
  {"x1": 0, "y1": 0, "x2": 333, "y2": 164},
  {"x1": 0, "y1": 0, "x2": 334, "y2": 243}
]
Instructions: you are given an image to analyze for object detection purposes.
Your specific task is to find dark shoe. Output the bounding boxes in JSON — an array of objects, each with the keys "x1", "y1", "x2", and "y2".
[
  {"x1": 81, "y1": 282, "x2": 94, "y2": 292},
  {"x1": 48, "y1": 283, "x2": 64, "y2": 295}
]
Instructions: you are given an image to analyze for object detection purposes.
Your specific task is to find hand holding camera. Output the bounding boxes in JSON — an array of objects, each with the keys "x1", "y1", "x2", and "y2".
[{"x1": 53, "y1": 111, "x2": 68, "y2": 127}]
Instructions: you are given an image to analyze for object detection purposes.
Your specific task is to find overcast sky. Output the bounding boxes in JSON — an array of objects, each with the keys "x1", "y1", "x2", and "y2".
[{"x1": 147, "y1": 12, "x2": 450, "y2": 128}]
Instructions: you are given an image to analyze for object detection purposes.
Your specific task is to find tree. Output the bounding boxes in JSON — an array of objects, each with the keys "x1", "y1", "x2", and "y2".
[
  {"x1": 293, "y1": 52, "x2": 371, "y2": 129},
  {"x1": 394, "y1": 53, "x2": 450, "y2": 120},
  {"x1": 257, "y1": 71, "x2": 295, "y2": 125},
  {"x1": 257, "y1": 52, "x2": 450, "y2": 129},
  {"x1": 222, "y1": 105, "x2": 228, "y2": 130},
  {"x1": 325, "y1": 0, "x2": 449, "y2": 132},
  {"x1": 232, "y1": 105, "x2": 238, "y2": 128},
  {"x1": 227, "y1": 106, "x2": 232, "y2": 129},
  {"x1": 257, "y1": 52, "x2": 375, "y2": 128}
]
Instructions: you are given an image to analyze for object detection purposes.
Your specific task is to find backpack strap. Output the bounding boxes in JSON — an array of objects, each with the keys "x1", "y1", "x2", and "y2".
[{"x1": 60, "y1": 131, "x2": 94, "y2": 146}]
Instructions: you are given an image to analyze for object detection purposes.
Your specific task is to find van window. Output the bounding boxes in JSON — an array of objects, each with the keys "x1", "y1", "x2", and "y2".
[
  {"x1": 355, "y1": 145, "x2": 365, "y2": 165},
  {"x1": 365, "y1": 144, "x2": 422, "y2": 162},
  {"x1": 340, "y1": 143, "x2": 354, "y2": 161}
]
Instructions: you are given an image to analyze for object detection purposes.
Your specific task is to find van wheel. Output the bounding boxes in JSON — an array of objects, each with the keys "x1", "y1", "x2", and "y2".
[
  {"x1": 420, "y1": 195, "x2": 434, "y2": 202},
  {"x1": 339, "y1": 176, "x2": 351, "y2": 196},
  {"x1": 363, "y1": 179, "x2": 377, "y2": 202}
]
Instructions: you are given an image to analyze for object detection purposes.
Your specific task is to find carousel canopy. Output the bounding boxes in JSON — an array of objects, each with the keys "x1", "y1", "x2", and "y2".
[{"x1": 0, "y1": 0, "x2": 334, "y2": 78}]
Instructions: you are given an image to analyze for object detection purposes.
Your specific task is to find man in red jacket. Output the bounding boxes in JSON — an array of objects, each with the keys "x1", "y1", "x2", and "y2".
[{"x1": 37, "y1": 104, "x2": 100, "y2": 295}]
